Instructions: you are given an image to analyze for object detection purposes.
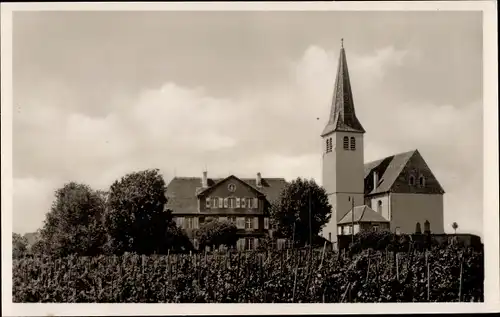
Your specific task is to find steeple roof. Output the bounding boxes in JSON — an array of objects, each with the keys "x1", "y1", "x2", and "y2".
[{"x1": 321, "y1": 39, "x2": 365, "y2": 136}]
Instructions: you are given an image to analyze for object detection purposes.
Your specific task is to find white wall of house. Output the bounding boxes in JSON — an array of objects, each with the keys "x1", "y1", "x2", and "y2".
[{"x1": 390, "y1": 193, "x2": 444, "y2": 234}]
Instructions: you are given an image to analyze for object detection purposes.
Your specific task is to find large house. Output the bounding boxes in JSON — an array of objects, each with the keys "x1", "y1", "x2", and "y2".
[
  {"x1": 320, "y1": 40, "x2": 445, "y2": 243},
  {"x1": 165, "y1": 172, "x2": 287, "y2": 250}
]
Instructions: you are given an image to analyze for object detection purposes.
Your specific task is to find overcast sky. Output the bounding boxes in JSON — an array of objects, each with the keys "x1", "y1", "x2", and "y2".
[{"x1": 12, "y1": 11, "x2": 483, "y2": 237}]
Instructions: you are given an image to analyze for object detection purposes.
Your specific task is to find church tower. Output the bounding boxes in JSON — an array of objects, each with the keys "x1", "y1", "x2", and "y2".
[{"x1": 321, "y1": 40, "x2": 366, "y2": 245}]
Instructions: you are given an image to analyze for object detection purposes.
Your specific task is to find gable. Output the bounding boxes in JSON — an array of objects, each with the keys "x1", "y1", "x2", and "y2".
[
  {"x1": 391, "y1": 150, "x2": 445, "y2": 194},
  {"x1": 199, "y1": 175, "x2": 265, "y2": 198},
  {"x1": 364, "y1": 150, "x2": 445, "y2": 196},
  {"x1": 197, "y1": 175, "x2": 264, "y2": 198}
]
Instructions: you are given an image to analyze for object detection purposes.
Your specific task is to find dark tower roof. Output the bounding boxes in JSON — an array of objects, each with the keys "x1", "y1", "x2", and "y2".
[{"x1": 321, "y1": 39, "x2": 365, "y2": 136}]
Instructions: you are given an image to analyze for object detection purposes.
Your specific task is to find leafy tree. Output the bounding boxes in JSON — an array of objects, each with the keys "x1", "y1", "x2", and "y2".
[
  {"x1": 270, "y1": 177, "x2": 331, "y2": 246},
  {"x1": 452, "y1": 222, "x2": 459, "y2": 234},
  {"x1": 12, "y1": 233, "x2": 28, "y2": 259},
  {"x1": 38, "y1": 182, "x2": 106, "y2": 257},
  {"x1": 196, "y1": 219, "x2": 238, "y2": 251},
  {"x1": 104, "y1": 169, "x2": 191, "y2": 254},
  {"x1": 415, "y1": 222, "x2": 422, "y2": 234}
]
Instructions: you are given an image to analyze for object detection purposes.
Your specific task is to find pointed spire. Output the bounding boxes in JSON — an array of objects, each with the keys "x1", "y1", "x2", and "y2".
[{"x1": 321, "y1": 39, "x2": 365, "y2": 136}]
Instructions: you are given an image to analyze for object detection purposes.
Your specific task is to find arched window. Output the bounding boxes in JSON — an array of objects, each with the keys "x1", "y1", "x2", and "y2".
[
  {"x1": 409, "y1": 175, "x2": 415, "y2": 186},
  {"x1": 419, "y1": 176, "x2": 425, "y2": 187},
  {"x1": 343, "y1": 136, "x2": 349, "y2": 150},
  {"x1": 329, "y1": 137, "x2": 333, "y2": 152},
  {"x1": 377, "y1": 200, "x2": 382, "y2": 214},
  {"x1": 350, "y1": 137, "x2": 356, "y2": 150},
  {"x1": 325, "y1": 139, "x2": 329, "y2": 152}
]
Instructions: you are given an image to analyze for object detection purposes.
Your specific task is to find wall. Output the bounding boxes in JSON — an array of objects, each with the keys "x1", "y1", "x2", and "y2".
[
  {"x1": 390, "y1": 193, "x2": 444, "y2": 234},
  {"x1": 370, "y1": 194, "x2": 391, "y2": 221}
]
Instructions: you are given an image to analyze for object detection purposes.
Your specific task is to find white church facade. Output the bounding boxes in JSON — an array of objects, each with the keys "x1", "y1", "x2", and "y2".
[{"x1": 320, "y1": 41, "x2": 445, "y2": 245}]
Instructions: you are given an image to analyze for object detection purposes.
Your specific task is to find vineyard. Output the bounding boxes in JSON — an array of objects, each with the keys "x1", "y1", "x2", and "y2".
[{"x1": 13, "y1": 245, "x2": 483, "y2": 303}]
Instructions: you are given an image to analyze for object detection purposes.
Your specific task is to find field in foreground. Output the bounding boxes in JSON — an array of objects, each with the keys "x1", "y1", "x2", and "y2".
[{"x1": 13, "y1": 247, "x2": 483, "y2": 303}]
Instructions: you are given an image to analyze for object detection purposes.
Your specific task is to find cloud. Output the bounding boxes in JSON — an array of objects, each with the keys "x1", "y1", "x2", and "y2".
[{"x1": 13, "y1": 44, "x2": 482, "y2": 237}]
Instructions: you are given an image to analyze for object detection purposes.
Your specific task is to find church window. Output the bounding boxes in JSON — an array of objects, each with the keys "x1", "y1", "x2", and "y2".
[
  {"x1": 329, "y1": 137, "x2": 333, "y2": 152},
  {"x1": 350, "y1": 137, "x2": 356, "y2": 150},
  {"x1": 326, "y1": 139, "x2": 329, "y2": 152},
  {"x1": 409, "y1": 175, "x2": 415, "y2": 186},
  {"x1": 377, "y1": 200, "x2": 382, "y2": 214},
  {"x1": 419, "y1": 176, "x2": 425, "y2": 187},
  {"x1": 343, "y1": 136, "x2": 349, "y2": 150}
]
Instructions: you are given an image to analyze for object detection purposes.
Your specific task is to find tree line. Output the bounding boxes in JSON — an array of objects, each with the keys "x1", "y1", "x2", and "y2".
[{"x1": 13, "y1": 169, "x2": 334, "y2": 259}]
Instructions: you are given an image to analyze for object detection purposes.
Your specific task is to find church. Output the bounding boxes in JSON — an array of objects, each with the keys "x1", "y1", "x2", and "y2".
[{"x1": 320, "y1": 40, "x2": 445, "y2": 245}]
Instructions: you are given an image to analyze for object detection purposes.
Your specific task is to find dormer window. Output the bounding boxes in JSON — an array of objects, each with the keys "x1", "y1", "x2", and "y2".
[
  {"x1": 409, "y1": 175, "x2": 415, "y2": 186},
  {"x1": 419, "y1": 176, "x2": 425, "y2": 187},
  {"x1": 343, "y1": 136, "x2": 349, "y2": 150},
  {"x1": 350, "y1": 137, "x2": 356, "y2": 150}
]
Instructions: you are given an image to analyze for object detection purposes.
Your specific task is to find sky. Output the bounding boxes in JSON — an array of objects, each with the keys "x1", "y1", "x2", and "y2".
[{"x1": 12, "y1": 11, "x2": 483, "y2": 237}]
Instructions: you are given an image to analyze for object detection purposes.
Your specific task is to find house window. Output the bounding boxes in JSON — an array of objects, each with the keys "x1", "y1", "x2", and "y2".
[
  {"x1": 241, "y1": 197, "x2": 246, "y2": 208},
  {"x1": 377, "y1": 200, "x2": 382, "y2": 214},
  {"x1": 350, "y1": 137, "x2": 356, "y2": 150},
  {"x1": 246, "y1": 237, "x2": 254, "y2": 250},
  {"x1": 219, "y1": 216, "x2": 227, "y2": 222},
  {"x1": 419, "y1": 176, "x2": 425, "y2": 187},
  {"x1": 343, "y1": 136, "x2": 349, "y2": 150},
  {"x1": 205, "y1": 198, "x2": 211, "y2": 208},
  {"x1": 245, "y1": 198, "x2": 253, "y2": 209},
  {"x1": 228, "y1": 183, "x2": 236, "y2": 192},
  {"x1": 185, "y1": 217, "x2": 193, "y2": 229},
  {"x1": 228, "y1": 216, "x2": 236, "y2": 223},
  {"x1": 338, "y1": 226, "x2": 342, "y2": 235},
  {"x1": 193, "y1": 239, "x2": 199, "y2": 250},
  {"x1": 373, "y1": 225, "x2": 379, "y2": 232},
  {"x1": 211, "y1": 197, "x2": 219, "y2": 208},
  {"x1": 228, "y1": 197, "x2": 236, "y2": 208},
  {"x1": 245, "y1": 217, "x2": 254, "y2": 229},
  {"x1": 236, "y1": 217, "x2": 245, "y2": 229},
  {"x1": 348, "y1": 225, "x2": 352, "y2": 234},
  {"x1": 176, "y1": 217, "x2": 184, "y2": 228},
  {"x1": 409, "y1": 175, "x2": 415, "y2": 186},
  {"x1": 193, "y1": 217, "x2": 199, "y2": 229},
  {"x1": 264, "y1": 217, "x2": 269, "y2": 230}
]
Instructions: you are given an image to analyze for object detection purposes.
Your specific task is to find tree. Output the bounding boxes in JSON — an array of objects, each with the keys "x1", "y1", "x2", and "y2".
[
  {"x1": 37, "y1": 182, "x2": 106, "y2": 257},
  {"x1": 415, "y1": 222, "x2": 422, "y2": 234},
  {"x1": 104, "y1": 169, "x2": 175, "y2": 255},
  {"x1": 270, "y1": 177, "x2": 332, "y2": 247},
  {"x1": 452, "y1": 222, "x2": 459, "y2": 234},
  {"x1": 196, "y1": 219, "x2": 238, "y2": 251},
  {"x1": 12, "y1": 233, "x2": 28, "y2": 259}
]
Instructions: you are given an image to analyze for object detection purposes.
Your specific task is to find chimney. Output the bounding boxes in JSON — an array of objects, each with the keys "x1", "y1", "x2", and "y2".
[
  {"x1": 256, "y1": 172, "x2": 262, "y2": 187},
  {"x1": 202, "y1": 171, "x2": 208, "y2": 188},
  {"x1": 373, "y1": 171, "x2": 378, "y2": 189}
]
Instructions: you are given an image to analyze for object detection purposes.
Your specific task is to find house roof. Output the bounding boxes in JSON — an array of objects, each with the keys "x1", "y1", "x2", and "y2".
[
  {"x1": 338, "y1": 205, "x2": 389, "y2": 225},
  {"x1": 322, "y1": 40, "x2": 365, "y2": 136},
  {"x1": 165, "y1": 175, "x2": 287, "y2": 214},
  {"x1": 363, "y1": 149, "x2": 445, "y2": 196}
]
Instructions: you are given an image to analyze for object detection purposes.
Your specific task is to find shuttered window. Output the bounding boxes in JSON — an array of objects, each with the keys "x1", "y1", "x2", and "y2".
[
  {"x1": 218, "y1": 197, "x2": 223, "y2": 208},
  {"x1": 193, "y1": 217, "x2": 199, "y2": 229},
  {"x1": 241, "y1": 198, "x2": 246, "y2": 208},
  {"x1": 205, "y1": 197, "x2": 211, "y2": 208},
  {"x1": 343, "y1": 136, "x2": 349, "y2": 150},
  {"x1": 264, "y1": 217, "x2": 269, "y2": 230},
  {"x1": 211, "y1": 197, "x2": 219, "y2": 208},
  {"x1": 236, "y1": 197, "x2": 241, "y2": 208},
  {"x1": 245, "y1": 217, "x2": 253, "y2": 229},
  {"x1": 253, "y1": 198, "x2": 258, "y2": 209},
  {"x1": 253, "y1": 217, "x2": 259, "y2": 229},
  {"x1": 236, "y1": 217, "x2": 245, "y2": 229}
]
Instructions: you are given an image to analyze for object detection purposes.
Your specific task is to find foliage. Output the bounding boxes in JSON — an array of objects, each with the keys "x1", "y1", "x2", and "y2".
[
  {"x1": 12, "y1": 244, "x2": 483, "y2": 303},
  {"x1": 196, "y1": 219, "x2": 238, "y2": 250},
  {"x1": 415, "y1": 222, "x2": 422, "y2": 234},
  {"x1": 36, "y1": 182, "x2": 107, "y2": 257},
  {"x1": 270, "y1": 177, "x2": 331, "y2": 246},
  {"x1": 104, "y1": 169, "x2": 191, "y2": 255},
  {"x1": 13, "y1": 233, "x2": 28, "y2": 259}
]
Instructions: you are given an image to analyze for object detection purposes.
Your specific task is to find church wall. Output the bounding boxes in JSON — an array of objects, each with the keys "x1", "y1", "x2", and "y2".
[
  {"x1": 390, "y1": 193, "x2": 444, "y2": 234},
  {"x1": 369, "y1": 194, "x2": 391, "y2": 221},
  {"x1": 334, "y1": 132, "x2": 365, "y2": 194}
]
